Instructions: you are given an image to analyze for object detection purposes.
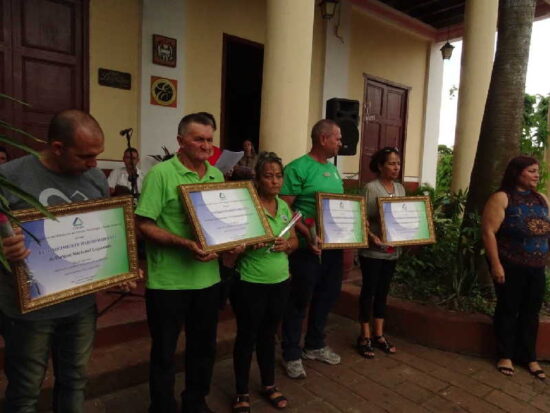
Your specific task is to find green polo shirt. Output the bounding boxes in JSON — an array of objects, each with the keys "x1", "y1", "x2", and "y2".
[
  {"x1": 280, "y1": 154, "x2": 343, "y2": 246},
  {"x1": 237, "y1": 196, "x2": 292, "y2": 284},
  {"x1": 135, "y1": 156, "x2": 224, "y2": 290}
]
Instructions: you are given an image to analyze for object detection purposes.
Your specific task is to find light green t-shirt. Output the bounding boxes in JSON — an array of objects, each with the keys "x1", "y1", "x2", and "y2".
[
  {"x1": 237, "y1": 197, "x2": 292, "y2": 284},
  {"x1": 280, "y1": 154, "x2": 343, "y2": 246},
  {"x1": 135, "y1": 156, "x2": 224, "y2": 290}
]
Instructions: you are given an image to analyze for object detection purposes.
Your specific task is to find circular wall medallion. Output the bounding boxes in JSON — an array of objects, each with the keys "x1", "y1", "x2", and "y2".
[{"x1": 150, "y1": 76, "x2": 177, "y2": 107}]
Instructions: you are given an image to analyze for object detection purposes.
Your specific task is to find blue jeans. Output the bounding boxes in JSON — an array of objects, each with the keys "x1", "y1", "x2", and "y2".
[
  {"x1": 281, "y1": 249, "x2": 343, "y2": 361},
  {"x1": 1, "y1": 305, "x2": 97, "y2": 413}
]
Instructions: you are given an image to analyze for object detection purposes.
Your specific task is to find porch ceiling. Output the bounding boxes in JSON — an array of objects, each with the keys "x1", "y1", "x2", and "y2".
[{"x1": 377, "y1": 0, "x2": 550, "y2": 30}]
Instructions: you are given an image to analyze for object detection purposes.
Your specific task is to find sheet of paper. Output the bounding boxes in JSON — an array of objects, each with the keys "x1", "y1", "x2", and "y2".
[{"x1": 215, "y1": 150, "x2": 244, "y2": 174}]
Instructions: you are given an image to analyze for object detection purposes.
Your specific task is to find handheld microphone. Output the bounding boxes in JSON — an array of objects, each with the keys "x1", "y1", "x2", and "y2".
[{"x1": 119, "y1": 128, "x2": 133, "y2": 136}]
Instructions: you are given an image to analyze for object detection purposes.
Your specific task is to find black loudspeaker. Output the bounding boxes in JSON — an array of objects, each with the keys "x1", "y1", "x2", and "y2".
[{"x1": 326, "y1": 98, "x2": 360, "y2": 156}]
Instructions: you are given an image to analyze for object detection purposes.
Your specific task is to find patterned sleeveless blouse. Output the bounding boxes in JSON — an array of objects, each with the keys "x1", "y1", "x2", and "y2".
[{"x1": 497, "y1": 189, "x2": 550, "y2": 268}]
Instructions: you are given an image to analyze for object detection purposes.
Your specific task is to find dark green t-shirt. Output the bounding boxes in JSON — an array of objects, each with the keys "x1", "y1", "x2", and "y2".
[
  {"x1": 237, "y1": 196, "x2": 292, "y2": 284},
  {"x1": 135, "y1": 156, "x2": 224, "y2": 290}
]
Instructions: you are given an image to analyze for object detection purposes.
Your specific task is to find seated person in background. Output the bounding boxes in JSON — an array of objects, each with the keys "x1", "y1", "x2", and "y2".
[
  {"x1": 232, "y1": 140, "x2": 258, "y2": 180},
  {"x1": 108, "y1": 147, "x2": 143, "y2": 196}
]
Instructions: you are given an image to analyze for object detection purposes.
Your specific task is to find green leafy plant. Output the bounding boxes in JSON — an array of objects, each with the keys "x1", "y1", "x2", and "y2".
[
  {"x1": 392, "y1": 188, "x2": 492, "y2": 314},
  {"x1": 521, "y1": 93, "x2": 548, "y2": 190},
  {"x1": 435, "y1": 144, "x2": 453, "y2": 194}
]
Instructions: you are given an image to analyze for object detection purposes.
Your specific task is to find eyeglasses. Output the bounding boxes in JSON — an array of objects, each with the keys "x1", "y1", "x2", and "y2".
[{"x1": 382, "y1": 147, "x2": 399, "y2": 154}]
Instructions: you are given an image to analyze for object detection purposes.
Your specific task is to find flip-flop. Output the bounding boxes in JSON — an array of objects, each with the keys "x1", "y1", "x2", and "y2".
[
  {"x1": 497, "y1": 366, "x2": 515, "y2": 376},
  {"x1": 529, "y1": 369, "x2": 546, "y2": 381}
]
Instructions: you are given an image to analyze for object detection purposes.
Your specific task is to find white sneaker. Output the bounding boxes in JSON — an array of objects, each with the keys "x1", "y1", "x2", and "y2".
[
  {"x1": 302, "y1": 346, "x2": 341, "y2": 365},
  {"x1": 283, "y1": 359, "x2": 307, "y2": 379}
]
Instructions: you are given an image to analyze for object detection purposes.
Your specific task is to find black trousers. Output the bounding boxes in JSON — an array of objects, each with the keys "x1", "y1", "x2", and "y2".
[
  {"x1": 146, "y1": 284, "x2": 221, "y2": 413},
  {"x1": 281, "y1": 249, "x2": 343, "y2": 361},
  {"x1": 358, "y1": 256, "x2": 397, "y2": 322},
  {"x1": 231, "y1": 278, "x2": 290, "y2": 394},
  {"x1": 493, "y1": 261, "x2": 545, "y2": 362}
]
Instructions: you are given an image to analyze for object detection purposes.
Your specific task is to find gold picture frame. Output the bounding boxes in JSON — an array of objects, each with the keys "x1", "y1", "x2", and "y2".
[
  {"x1": 12, "y1": 196, "x2": 139, "y2": 313},
  {"x1": 179, "y1": 181, "x2": 274, "y2": 253},
  {"x1": 378, "y1": 195, "x2": 436, "y2": 246},
  {"x1": 316, "y1": 193, "x2": 369, "y2": 249}
]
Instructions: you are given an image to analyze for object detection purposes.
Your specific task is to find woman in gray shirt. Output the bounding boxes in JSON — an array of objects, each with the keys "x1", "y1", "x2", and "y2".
[{"x1": 357, "y1": 147, "x2": 405, "y2": 358}]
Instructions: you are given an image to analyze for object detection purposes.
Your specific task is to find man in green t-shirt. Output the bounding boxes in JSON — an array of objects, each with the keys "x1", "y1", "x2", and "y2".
[
  {"x1": 280, "y1": 119, "x2": 345, "y2": 379},
  {"x1": 135, "y1": 113, "x2": 223, "y2": 413}
]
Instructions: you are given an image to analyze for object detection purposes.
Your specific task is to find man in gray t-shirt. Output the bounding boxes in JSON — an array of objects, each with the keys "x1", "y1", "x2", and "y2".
[{"x1": 0, "y1": 109, "x2": 108, "y2": 412}]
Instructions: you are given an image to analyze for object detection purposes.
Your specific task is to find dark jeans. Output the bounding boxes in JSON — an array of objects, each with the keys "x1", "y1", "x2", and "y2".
[
  {"x1": 493, "y1": 261, "x2": 545, "y2": 362},
  {"x1": 281, "y1": 248, "x2": 343, "y2": 361},
  {"x1": 146, "y1": 284, "x2": 221, "y2": 413},
  {"x1": 1, "y1": 305, "x2": 97, "y2": 413},
  {"x1": 358, "y1": 256, "x2": 397, "y2": 322},
  {"x1": 231, "y1": 278, "x2": 290, "y2": 394}
]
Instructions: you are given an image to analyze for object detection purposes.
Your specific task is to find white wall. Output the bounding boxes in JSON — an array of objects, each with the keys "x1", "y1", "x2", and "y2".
[
  {"x1": 139, "y1": 0, "x2": 186, "y2": 172},
  {"x1": 420, "y1": 42, "x2": 445, "y2": 187},
  {"x1": 322, "y1": 1, "x2": 352, "y2": 174}
]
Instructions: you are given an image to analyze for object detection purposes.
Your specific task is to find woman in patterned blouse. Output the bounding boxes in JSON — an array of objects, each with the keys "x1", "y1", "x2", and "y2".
[{"x1": 482, "y1": 156, "x2": 550, "y2": 379}]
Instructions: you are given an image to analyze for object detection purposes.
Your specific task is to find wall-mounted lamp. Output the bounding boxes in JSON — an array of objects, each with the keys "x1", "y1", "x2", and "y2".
[
  {"x1": 319, "y1": 0, "x2": 339, "y2": 20},
  {"x1": 440, "y1": 41, "x2": 455, "y2": 60}
]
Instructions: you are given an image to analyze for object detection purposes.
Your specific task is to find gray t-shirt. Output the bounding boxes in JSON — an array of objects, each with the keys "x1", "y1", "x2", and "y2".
[
  {"x1": 0, "y1": 155, "x2": 109, "y2": 320},
  {"x1": 359, "y1": 179, "x2": 406, "y2": 260}
]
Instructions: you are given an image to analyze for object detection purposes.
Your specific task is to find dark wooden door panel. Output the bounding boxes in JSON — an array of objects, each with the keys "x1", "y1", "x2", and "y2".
[
  {"x1": 0, "y1": 0, "x2": 86, "y2": 157},
  {"x1": 20, "y1": 0, "x2": 77, "y2": 55},
  {"x1": 360, "y1": 76, "x2": 408, "y2": 183},
  {"x1": 0, "y1": 0, "x2": 12, "y2": 121}
]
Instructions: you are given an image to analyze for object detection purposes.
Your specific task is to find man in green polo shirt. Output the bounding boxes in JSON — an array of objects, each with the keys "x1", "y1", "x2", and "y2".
[
  {"x1": 135, "y1": 113, "x2": 223, "y2": 413},
  {"x1": 280, "y1": 119, "x2": 345, "y2": 379}
]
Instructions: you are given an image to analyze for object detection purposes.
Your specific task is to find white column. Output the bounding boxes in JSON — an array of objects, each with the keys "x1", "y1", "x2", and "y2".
[
  {"x1": 259, "y1": 0, "x2": 315, "y2": 162},
  {"x1": 450, "y1": 0, "x2": 498, "y2": 192},
  {"x1": 139, "y1": 0, "x2": 185, "y2": 173},
  {"x1": 420, "y1": 41, "x2": 445, "y2": 187}
]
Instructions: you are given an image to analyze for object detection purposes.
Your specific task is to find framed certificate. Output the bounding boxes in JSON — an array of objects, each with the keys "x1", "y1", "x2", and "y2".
[
  {"x1": 378, "y1": 196, "x2": 436, "y2": 246},
  {"x1": 179, "y1": 181, "x2": 274, "y2": 253},
  {"x1": 12, "y1": 196, "x2": 139, "y2": 313},
  {"x1": 316, "y1": 193, "x2": 369, "y2": 249}
]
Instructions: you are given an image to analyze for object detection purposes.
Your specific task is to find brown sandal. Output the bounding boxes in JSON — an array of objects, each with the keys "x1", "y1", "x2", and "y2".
[
  {"x1": 260, "y1": 386, "x2": 288, "y2": 409},
  {"x1": 232, "y1": 394, "x2": 250, "y2": 413}
]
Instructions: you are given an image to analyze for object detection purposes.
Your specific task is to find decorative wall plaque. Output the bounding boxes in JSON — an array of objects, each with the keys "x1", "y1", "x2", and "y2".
[
  {"x1": 98, "y1": 68, "x2": 131, "y2": 90},
  {"x1": 153, "y1": 34, "x2": 177, "y2": 67},
  {"x1": 150, "y1": 76, "x2": 177, "y2": 108}
]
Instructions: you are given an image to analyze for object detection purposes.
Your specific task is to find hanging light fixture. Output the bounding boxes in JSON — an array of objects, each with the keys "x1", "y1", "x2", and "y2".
[
  {"x1": 440, "y1": 41, "x2": 455, "y2": 60},
  {"x1": 319, "y1": 0, "x2": 339, "y2": 20},
  {"x1": 440, "y1": 26, "x2": 455, "y2": 60}
]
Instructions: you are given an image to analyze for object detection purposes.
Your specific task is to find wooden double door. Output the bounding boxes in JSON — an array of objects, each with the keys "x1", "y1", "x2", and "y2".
[
  {"x1": 360, "y1": 75, "x2": 408, "y2": 183},
  {"x1": 0, "y1": 0, "x2": 88, "y2": 157}
]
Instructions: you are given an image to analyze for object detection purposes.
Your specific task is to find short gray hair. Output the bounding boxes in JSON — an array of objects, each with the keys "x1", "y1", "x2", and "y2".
[{"x1": 311, "y1": 119, "x2": 338, "y2": 145}]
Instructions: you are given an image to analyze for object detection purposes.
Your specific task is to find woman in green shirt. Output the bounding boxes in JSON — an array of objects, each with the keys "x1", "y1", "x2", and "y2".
[{"x1": 231, "y1": 152, "x2": 298, "y2": 412}]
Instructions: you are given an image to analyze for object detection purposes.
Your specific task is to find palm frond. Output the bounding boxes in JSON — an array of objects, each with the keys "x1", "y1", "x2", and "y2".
[{"x1": 0, "y1": 176, "x2": 55, "y2": 220}]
